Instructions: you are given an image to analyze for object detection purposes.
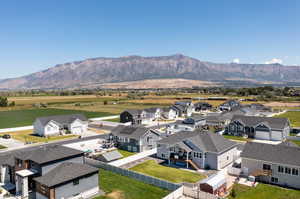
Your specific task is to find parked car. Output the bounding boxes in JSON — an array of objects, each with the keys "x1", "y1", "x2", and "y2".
[{"x1": 2, "y1": 134, "x2": 11, "y2": 139}]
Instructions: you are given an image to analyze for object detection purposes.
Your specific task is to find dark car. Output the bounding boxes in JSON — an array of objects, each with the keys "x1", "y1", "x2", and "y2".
[{"x1": 2, "y1": 134, "x2": 11, "y2": 139}]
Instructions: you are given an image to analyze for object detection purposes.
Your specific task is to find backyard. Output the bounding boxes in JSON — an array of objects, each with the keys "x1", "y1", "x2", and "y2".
[
  {"x1": 275, "y1": 111, "x2": 300, "y2": 127},
  {"x1": 229, "y1": 184, "x2": 300, "y2": 199},
  {"x1": 129, "y1": 160, "x2": 206, "y2": 183},
  {"x1": 117, "y1": 149, "x2": 136, "y2": 158},
  {"x1": 290, "y1": 139, "x2": 300, "y2": 147},
  {"x1": 95, "y1": 169, "x2": 170, "y2": 199},
  {"x1": 0, "y1": 130, "x2": 78, "y2": 143},
  {"x1": 0, "y1": 108, "x2": 112, "y2": 128},
  {"x1": 0, "y1": 145, "x2": 7, "y2": 149},
  {"x1": 223, "y1": 135, "x2": 250, "y2": 142}
]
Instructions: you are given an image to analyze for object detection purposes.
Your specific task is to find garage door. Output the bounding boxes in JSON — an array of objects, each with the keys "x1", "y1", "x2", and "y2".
[
  {"x1": 72, "y1": 127, "x2": 83, "y2": 135},
  {"x1": 271, "y1": 132, "x2": 282, "y2": 141},
  {"x1": 255, "y1": 131, "x2": 270, "y2": 140}
]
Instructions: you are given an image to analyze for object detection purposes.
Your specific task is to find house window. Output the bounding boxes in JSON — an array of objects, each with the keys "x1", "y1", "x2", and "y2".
[
  {"x1": 193, "y1": 152, "x2": 202, "y2": 158},
  {"x1": 263, "y1": 164, "x2": 271, "y2": 170},
  {"x1": 73, "y1": 179, "x2": 79, "y2": 186},
  {"x1": 285, "y1": 167, "x2": 291, "y2": 174},
  {"x1": 271, "y1": 177, "x2": 278, "y2": 183},
  {"x1": 292, "y1": 168, "x2": 298, "y2": 176},
  {"x1": 278, "y1": 166, "x2": 284, "y2": 173}
]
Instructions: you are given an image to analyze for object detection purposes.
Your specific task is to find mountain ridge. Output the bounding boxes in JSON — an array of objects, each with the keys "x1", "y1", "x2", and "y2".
[{"x1": 0, "y1": 54, "x2": 300, "y2": 90}]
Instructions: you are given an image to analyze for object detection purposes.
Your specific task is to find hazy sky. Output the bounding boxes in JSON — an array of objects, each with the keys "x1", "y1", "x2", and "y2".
[{"x1": 0, "y1": 0, "x2": 299, "y2": 79}]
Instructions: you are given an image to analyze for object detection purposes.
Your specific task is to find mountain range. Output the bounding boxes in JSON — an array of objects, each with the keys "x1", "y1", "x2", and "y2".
[{"x1": 1, "y1": 54, "x2": 300, "y2": 90}]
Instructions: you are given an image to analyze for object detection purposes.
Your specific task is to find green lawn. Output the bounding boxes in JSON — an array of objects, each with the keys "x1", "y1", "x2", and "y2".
[
  {"x1": 129, "y1": 160, "x2": 206, "y2": 183},
  {"x1": 0, "y1": 108, "x2": 112, "y2": 128},
  {"x1": 95, "y1": 169, "x2": 170, "y2": 199},
  {"x1": 117, "y1": 149, "x2": 136, "y2": 158},
  {"x1": 105, "y1": 118, "x2": 120, "y2": 122},
  {"x1": 290, "y1": 139, "x2": 300, "y2": 147},
  {"x1": 0, "y1": 145, "x2": 7, "y2": 149},
  {"x1": 223, "y1": 135, "x2": 250, "y2": 142},
  {"x1": 229, "y1": 184, "x2": 300, "y2": 199},
  {"x1": 275, "y1": 111, "x2": 300, "y2": 127}
]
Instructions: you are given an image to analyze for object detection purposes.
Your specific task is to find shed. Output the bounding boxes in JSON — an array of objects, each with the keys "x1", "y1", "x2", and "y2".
[
  {"x1": 199, "y1": 172, "x2": 226, "y2": 195},
  {"x1": 96, "y1": 150, "x2": 123, "y2": 162}
]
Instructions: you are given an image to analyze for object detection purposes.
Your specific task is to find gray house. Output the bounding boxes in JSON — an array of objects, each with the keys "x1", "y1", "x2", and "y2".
[
  {"x1": 110, "y1": 125, "x2": 161, "y2": 152},
  {"x1": 166, "y1": 116, "x2": 206, "y2": 134},
  {"x1": 227, "y1": 115, "x2": 290, "y2": 141},
  {"x1": 218, "y1": 100, "x2": 240, "y2": 111},
  {"x1": 0, "y1": 145, "x2": 99, "y2": 199},
  {"x1": 157, "y1": 131, "x2": 238, "y2": 170},
  {"x1": 241, "y1": 142, "x2": 300, "y2": 189},
  {"x1": 120, "y1": 109, "x2": 150, "y2": 125}
]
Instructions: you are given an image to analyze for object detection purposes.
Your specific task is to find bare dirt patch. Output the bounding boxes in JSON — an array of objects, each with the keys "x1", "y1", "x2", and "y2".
[{"x1": 106, "y1": 190, "x2": 125, "y2": 199}]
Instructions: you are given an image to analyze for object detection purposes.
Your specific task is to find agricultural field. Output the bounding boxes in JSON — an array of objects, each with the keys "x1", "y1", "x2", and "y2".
[
  {"x1": 0, "y1": 130, "x2": 78, "y2": 143},
  {"x1": 0, "y1": 108, "x2": 112, "y2": 128},
  {"x1": 95, "y1": 169, "x2": 170, "y2": 199},
  {"x1": 275, "y1": 111, "x2": 300, "y2": 127},
  {"x1": 129, "y1": 160, "x2": 206, "y2": 183},
  {"x1": 229, "y1": 184, "x2": 300, "y2": 199}
]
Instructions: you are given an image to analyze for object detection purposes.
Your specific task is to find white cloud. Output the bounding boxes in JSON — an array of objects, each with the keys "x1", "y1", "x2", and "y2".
[
  {"x1": 232, "y1": 58, "x2": 240, "y2": 64},
  {"x1": 265, "y1": 58, "x2": 283, "y2": 64}
]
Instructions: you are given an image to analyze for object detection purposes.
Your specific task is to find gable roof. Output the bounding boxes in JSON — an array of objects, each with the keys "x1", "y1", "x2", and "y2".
[
  {"x1": 158, "y1": 131, "x2": 237, "y2": 153},
  {"x1": 111, "y1": 125, "x2": 159, "y2": 140},
  {"x1": 34, "y1": 162, "x2": 98, "y2": 188},
  {"x1": 14, "y1": 145, "x2": 84, "y2": 164},
  {"x1": 231, "y1": 115, "x2": 289, "y2": 130},
  {"x1": 36, "y1": 114, "x2": 87, "y2": 126},
  {"x1": 122, "y1": 109, "x2": 144, "y2": 116},
  {"x1": 241, "y1": 142, "x2": 300, "y2": 167}
]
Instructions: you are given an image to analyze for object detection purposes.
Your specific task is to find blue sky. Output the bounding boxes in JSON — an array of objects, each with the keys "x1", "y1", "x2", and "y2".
[{"x1": 0, "y1": 0, "x2": 299, "y2": 79}]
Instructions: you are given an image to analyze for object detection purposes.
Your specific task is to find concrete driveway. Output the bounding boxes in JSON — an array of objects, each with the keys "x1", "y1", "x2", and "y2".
[{"x1": 0, "y1": 138, "x2": 24, "y2": 149}]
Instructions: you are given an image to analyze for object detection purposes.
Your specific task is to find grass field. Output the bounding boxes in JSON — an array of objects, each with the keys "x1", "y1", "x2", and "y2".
[
  {"x1": 117, "y1": 149, "x2": 136, "y2": 158},
  {"x1": 0, "y1": 145, "x2": 7, "y2": 149},
  {"x1": 0, "y1": 130, "x2": 78, "y2": 143},
  {"x1": 275, "y1": 111, "x2": 300, "y2": 127},
  {"x1": 95, "y1": 169, "x2": 170, "y2": 199},
  {"x1": 129, "y1": 160, "x2": 206, "y2": 183},
  {"x1": 0, "y1": 108, "x2": 112, "y2": 129},
  {"x1": 229, "y1": 184, "x2": 300, "y2": 199}
]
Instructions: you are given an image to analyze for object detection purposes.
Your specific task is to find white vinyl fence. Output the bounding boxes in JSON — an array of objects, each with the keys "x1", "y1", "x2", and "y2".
[{"x1": 85, "y1": 158, "x2": 180, "y2": 191}]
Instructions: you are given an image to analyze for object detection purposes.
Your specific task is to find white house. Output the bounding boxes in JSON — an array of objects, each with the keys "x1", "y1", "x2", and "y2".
[
  {"x1": 34, "y1": 114, "x2": 88, "y2": 137},
  {"x1": 161, "y1": 107, "x2": 178, "y2": 120}
]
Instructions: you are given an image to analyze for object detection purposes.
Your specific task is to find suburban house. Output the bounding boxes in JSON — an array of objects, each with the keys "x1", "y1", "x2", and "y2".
[
  {"x1": 33, "y1": 114, "x2": 88, "y2": 137},
  {"x1": 226, "y1": 115, "x2": 290, "y2": 141},
  {"x1": 218, "y1": 100, "x2": 240, "y2": 111},
  {"x1": 157, "y1": 131, "x2": 238, "y2": 170},
  {"x1": 109, "y1": 125, "x2": 161, "y2": 152},
  {"x1": 194, "y1": 102, "x2": 213, "y2": 112},
  {"x1": 0, "y1": 145, "x2": 99, "y2": 199},
  {"x1": 171, "y1": 104, "x2": 193, "y2": 117},
  {"x1": 166, "y1": 116, "x2": 206, "y2": 134},
  {"x1": 161, "y1": 107, "x2": 178, "y2": 120},
  {"x1": 241, "y1": 142, "x2": 300, "y2": 189},
  {"x1": 144, "y1": 107, "x2": 162, "y2": 121},
  {"x1": 120, "y1": 109, "x2": 150, "y2": 125}
]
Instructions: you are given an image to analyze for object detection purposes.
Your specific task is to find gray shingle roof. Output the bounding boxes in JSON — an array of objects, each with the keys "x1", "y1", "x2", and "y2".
[
  {"x1": 14, "y1": 145, "x2": 84, "y2": 164},
  {"x1": 36, "y1": 114, "x2": 87, "y2": 126},
  {"x1": 111, "y1": 125, "x2": 159, "y2": 140},
  {"x1": 231, "y1": 115, "x2": 289, "y2": 130},
  {"x1": 144, "y1": 107, "x2": 160, "y2": 113},
  {"x1": 158, "y1": 131, "x2": 237, "y2": 153},
  {"x1": 34, "y1": 162, "x2": 98, "y2": 187},
  {"x1": 123, "y1": 109, "x2": 143, "y2": 116},
  {"x1": 241, "y1": 142, "x2": 300, "y2": 167}
]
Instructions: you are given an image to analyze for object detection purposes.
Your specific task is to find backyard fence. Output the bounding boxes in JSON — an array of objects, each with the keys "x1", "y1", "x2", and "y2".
[
  {"x1": 287, "y1": 136, "x2": 300, "y2": 141},
  {"x1": 181, "y1": 183, "x2": 222, "y2": 199},
  {"x1": 85, "y1": 158, "x2": 181, "y2": 191}
]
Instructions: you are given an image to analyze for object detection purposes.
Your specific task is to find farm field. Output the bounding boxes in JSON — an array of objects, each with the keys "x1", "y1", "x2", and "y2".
[
  {"x1": 275, "y1": 111, "x2": 300, "y2": 127},
  {"x1": 0, "y1": 130, "x2": 78, "y2": 143},
  {"x1": 95, "y1": 169, "x2": 170, "y2": 199},
  {"x1": 129, "y1": 160, "x2": 206, "y2": 183},
  {"x1": 229, "y1": 184, "x2": 300, "y2": 199},
  {"x1": 0, "y1": 108, "x2": 112, "y2": 129}
]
